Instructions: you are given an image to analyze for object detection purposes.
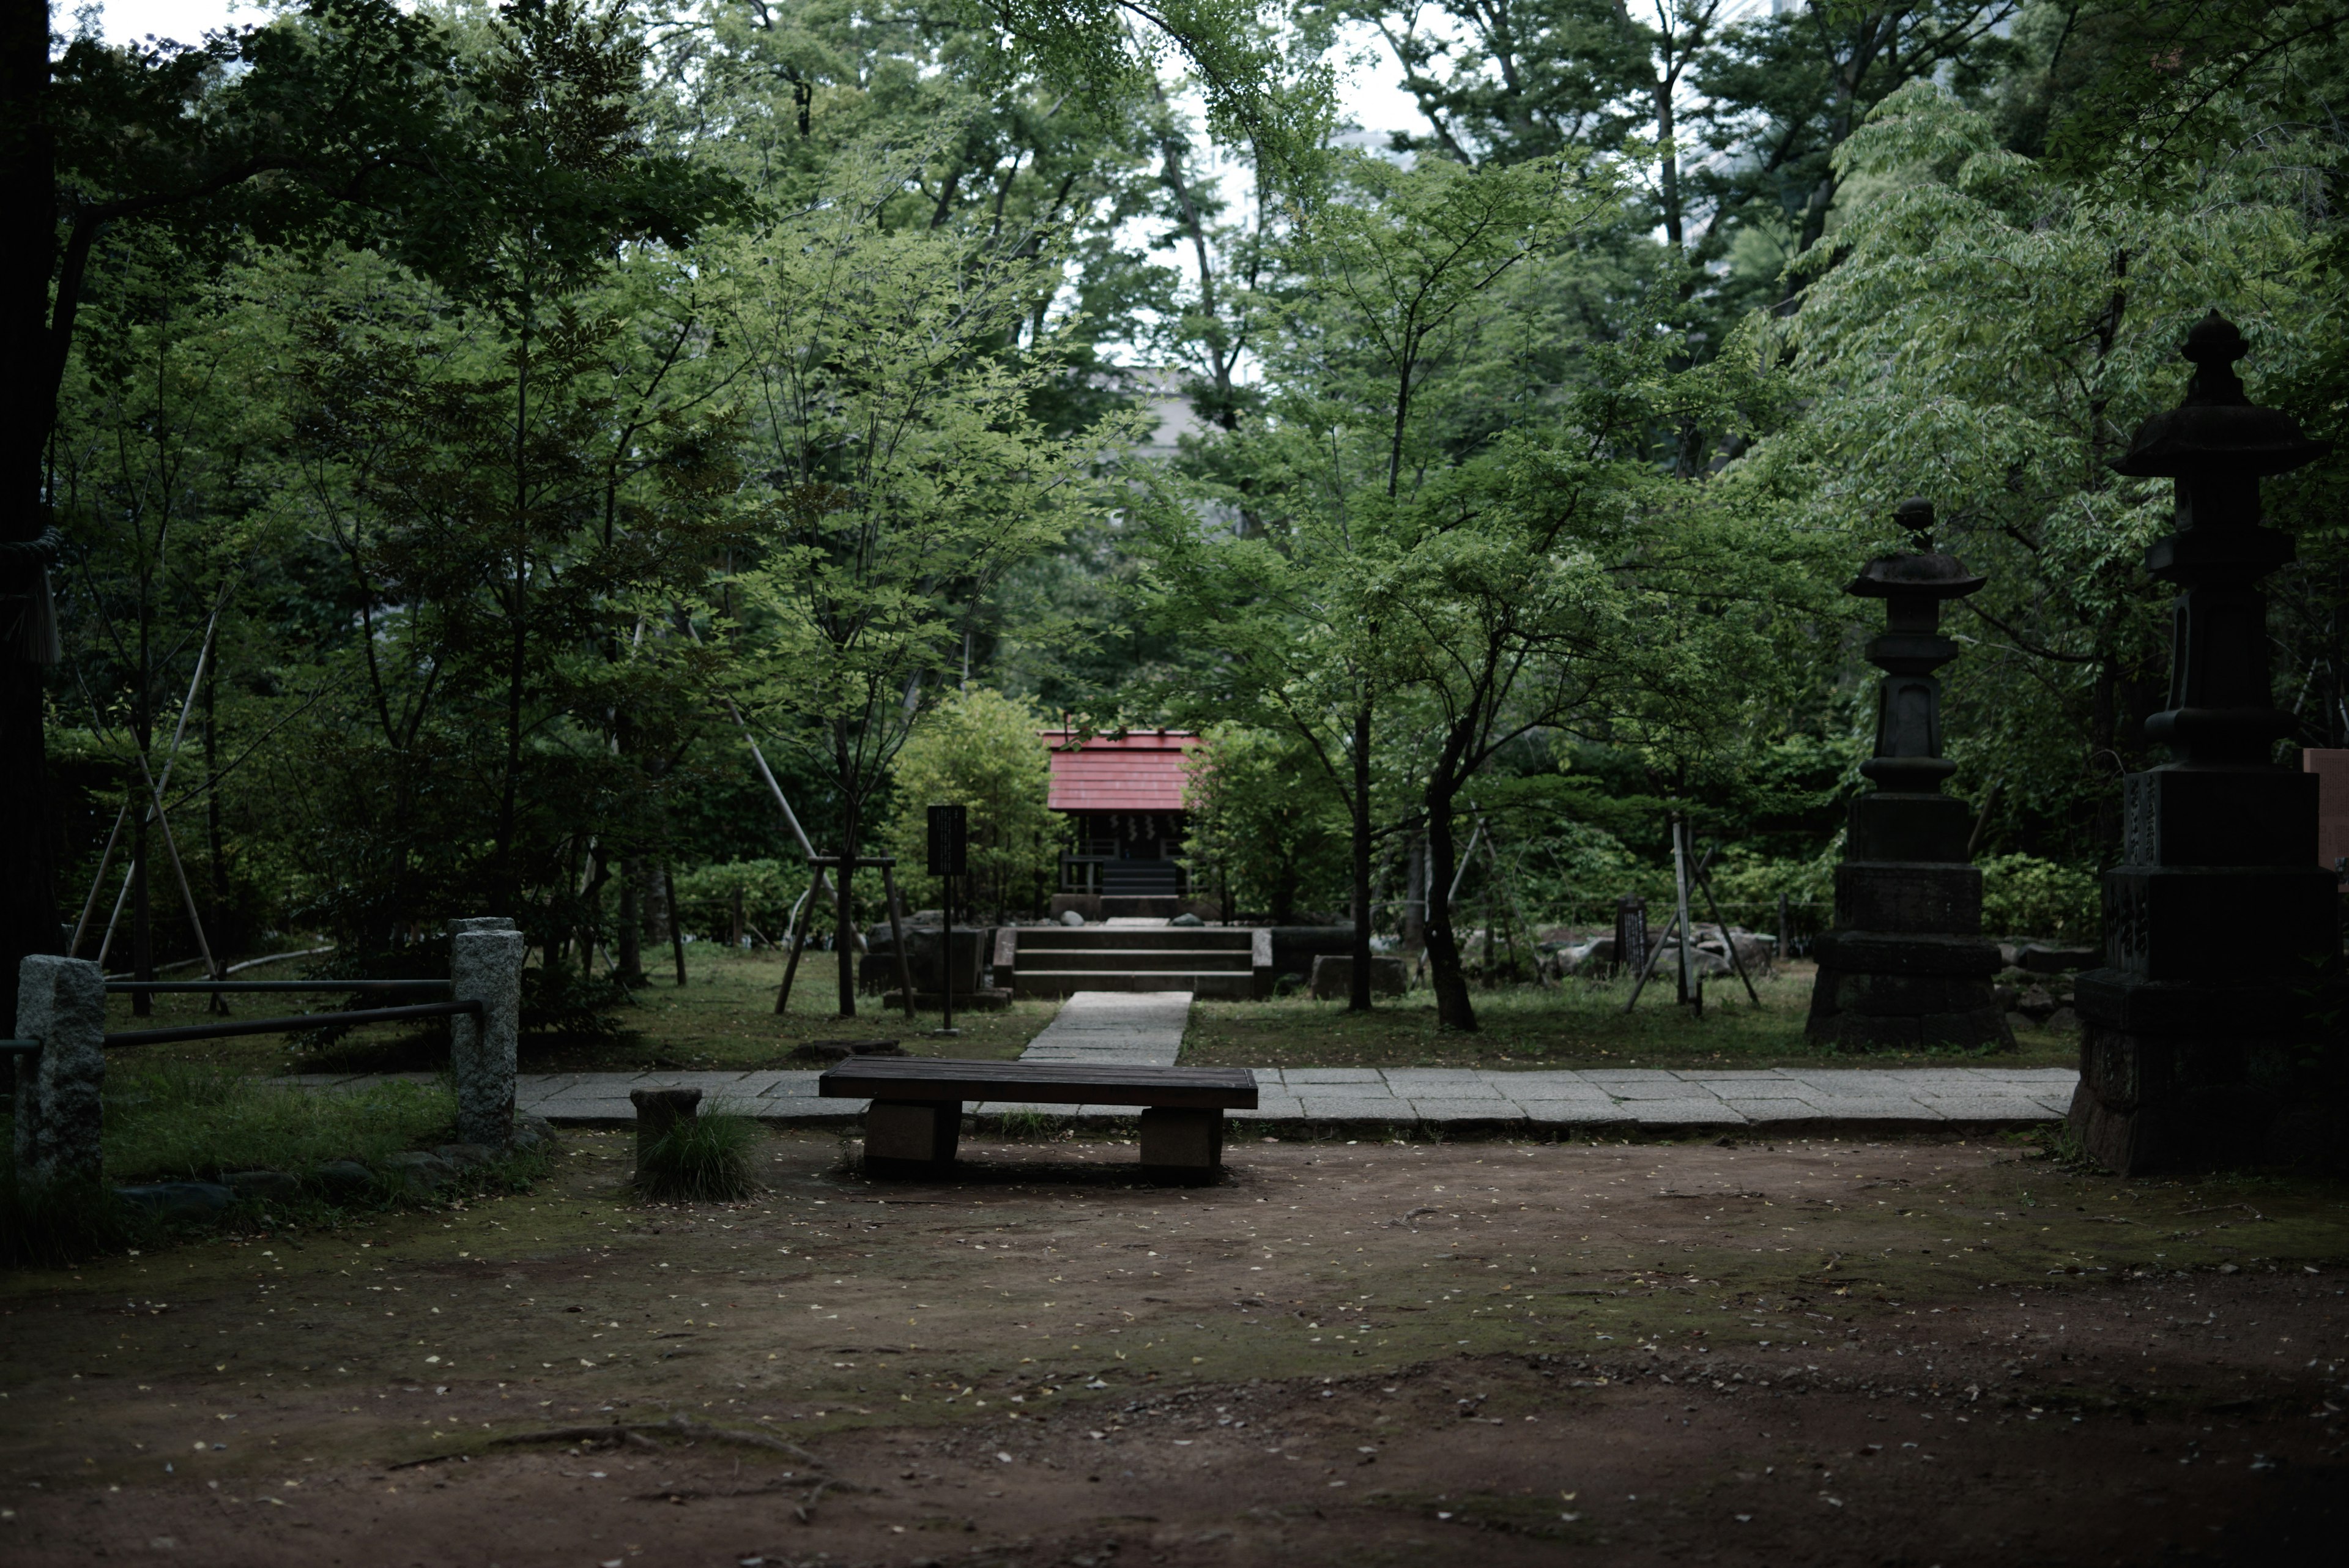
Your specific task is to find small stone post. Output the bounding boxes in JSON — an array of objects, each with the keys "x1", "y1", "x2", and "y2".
[
  {"x1": 1613, "y1": 896, "x2": 1646, "y2": 979},
  {"x1": 1806, "y1": 499, "x2": 2012, "y2": 1051},
  {"x1": 631, "y1": 1087, "x2": 703, "y2": 1178},
  {"x1": 14, "y1": 955, "x2": 106, "y2": 1186},
  {"x1": 2072, "y1": 313, "x2": 2340, "y2": 1173},
  {"x1": 449, "y1": 916, "x2": 524, "y2": 1148}
]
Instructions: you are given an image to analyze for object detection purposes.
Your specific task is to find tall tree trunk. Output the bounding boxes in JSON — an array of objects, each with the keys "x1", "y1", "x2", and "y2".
[
  {"x1": 1349, "y1": 698, "x2": 1373, "y2": 1012},
  {"x1": 130, "y1": 827, "x2": 152, "y2": 1014},
  {"x1": 0, "y1": 0, "x2": 59, "y2": 1027},
  {"x1": 1402, "y1": 830, "x2": 1427, "y2": 953},
  {"x1": 1423, "y1": 781, "x2": 1475, "y2": 1031},
  {"x1": 616, "y1": 854, "x2": 644, "y2": 982}
]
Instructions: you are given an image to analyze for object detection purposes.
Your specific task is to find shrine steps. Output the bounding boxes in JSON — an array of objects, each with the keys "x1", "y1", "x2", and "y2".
[{"x1": 1001, "y1": 924, "x2": 1269, "y2": 1001}]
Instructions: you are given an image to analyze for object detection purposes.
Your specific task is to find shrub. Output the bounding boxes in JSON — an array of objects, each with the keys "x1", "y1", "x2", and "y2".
[
  {"x1": 1979, "y1": 854, "x2": 2100, "y2": 944},
  {"x1": 885, "y1": 688, "x2": 1056, "y2": 917},
  {"x1": 633, "y1": 1111, "x2": 763, "y2": 1202}
]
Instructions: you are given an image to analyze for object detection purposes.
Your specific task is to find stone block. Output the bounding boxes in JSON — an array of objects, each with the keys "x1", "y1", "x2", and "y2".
[
  {"x1": 866, "y1": 1099, "x2": 962, "y2": 1167},
  {"x1": 1139, "y1": 1107, "x2": 1225, "y2": 1183},
  {"x1": 1811, "y1": 931, "x2": 2001, "y2": 977},
  {"x1": 2121, "y1": 768, "x2": 2317, "y2": 868},
  {"x1": 114, "y1": 1181, "x2": 236, "y2": 1221},
  {"x1": 310, "y1": 1159, "x2": 376, "y2": 1202},
  {"x1": 13, "y1": 954, "x2": 106, "y2": 1187},
  {"x1": 381, "y1": 1150, "x2": 458, "y2": 1195},
  {"x1": 223, "y1": 1170, "x2": 303, "y2": 1203},
  {"x1": 1824, "y1": 968, "x2": 1997, "y2": 1017},
  {"x1": 1847, "y1": 792, "x2": 1971, "y2": 863},
  {"x1": 630, "y1": 1087, "x2": 703, "y2": 1171},
  {"x1": 1805, "y1": 1009, "x2": 1921, "y2": 1051},
  {"x1": 2101, "y1": 866, "x2": 2337, "y2": 981},
  {"x1": 1833, "y1": 862, "x2": 1982, "y2": 934},
  {"x1": 1307, "y1": 954, "x2": 1410, "y2": 999},
  {"x1": 433, "y1": 1142, "x2": 499, "y2": 1171}
]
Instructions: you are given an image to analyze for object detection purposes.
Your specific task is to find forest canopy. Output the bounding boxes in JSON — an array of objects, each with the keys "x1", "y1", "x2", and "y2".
[{"x1": 15, "y1": 0, "x2": 2349, "y2": 1027}]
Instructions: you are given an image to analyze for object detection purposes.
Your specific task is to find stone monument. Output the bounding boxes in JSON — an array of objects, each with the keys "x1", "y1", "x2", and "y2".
[
  {"x1": 2071, "y1": 311, "x2": 2340, "y2": 1173},
  {"x1": 1806, "y1": 499, "x2": 2013, "y2": 1051}
]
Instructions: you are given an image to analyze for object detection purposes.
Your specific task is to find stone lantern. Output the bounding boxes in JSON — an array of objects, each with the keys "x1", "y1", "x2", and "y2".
[
  {"x1": 1806, "y1": 499, "x2": 2013, "y2": 1051},
  {"x1": 2071, "y1": 312, "x2": 2340, "y2": 1173}
]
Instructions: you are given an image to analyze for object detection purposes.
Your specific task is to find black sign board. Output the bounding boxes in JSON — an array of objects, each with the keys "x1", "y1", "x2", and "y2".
[{"x1": 926, "y1": 804, "x2": 968, "y2": 877}]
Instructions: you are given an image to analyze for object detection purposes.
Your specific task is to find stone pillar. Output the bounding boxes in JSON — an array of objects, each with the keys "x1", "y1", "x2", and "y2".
[
  {"x1": 2072, "y1": 313, "x2": 2340, "y2": 1174},
  {"x1": 14, "y1": 954, "x2": 106, "y2": 1186},
  {"x1": 1806, "y1": 499, "x2": 2012, "y2": 1052},
  {"x1": 449, "y1": 918, "x2": 524, "y2": 1148},
  {"x1": 1614, "y1": 896, "x2": 1647, "y2": 979}
]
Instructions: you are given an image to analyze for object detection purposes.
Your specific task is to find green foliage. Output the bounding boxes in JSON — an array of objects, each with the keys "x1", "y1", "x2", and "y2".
[
  {"x1": 883, "y1": 689, "x2": 1056, "y2": 916},
  {"x1": 103, "y1": 1063, "x2": 458, "y2": 1183},
  {"x1": 1184, "y1": 724, "x2": 1349, "y2": 921},
  {"x1": 633, "y1": 1111, "x2": 763, "y2": 1202},
  {"x1": 671, "y1": 860, "x2": 800, "y2": 946},
  {"x1": 1979, "y1": 853, "x2": 2101, "y2": 944}
]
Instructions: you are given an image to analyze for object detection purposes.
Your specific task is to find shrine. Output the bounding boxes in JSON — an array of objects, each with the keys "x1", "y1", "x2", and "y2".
[{"x1": 1044, "y1": 729, "x2": 1201, "y2": 919}]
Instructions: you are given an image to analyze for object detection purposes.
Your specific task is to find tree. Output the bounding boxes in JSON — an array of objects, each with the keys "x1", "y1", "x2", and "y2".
[
  {"x1": 7, "y1": 0, "x2": 480, "y2": 1018},
  {"x1": 718, "y1": 201, "x2": 1131, "y2": 1015},
  {"x1": 1739, "y1": 78, "x2": 2339, "y2": 856},
  {"x1": 1182, "y1": 723, "x2": 1348, "y2": 921},
  {"x1": 883, "y1": 687, "x2": 1056, "y2": 916},
  {"x1": 1145, "y1": 149, "x2": 1617, "y2": 1014}
]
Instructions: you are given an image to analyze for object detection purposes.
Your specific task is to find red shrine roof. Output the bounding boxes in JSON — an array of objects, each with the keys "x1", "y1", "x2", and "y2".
[{"x1": 1044, "y1": 729, "x2": 1199, "y2": 813}]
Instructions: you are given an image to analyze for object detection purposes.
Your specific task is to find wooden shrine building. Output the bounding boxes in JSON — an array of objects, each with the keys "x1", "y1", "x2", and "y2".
[{"x1": 1045, "y1": 729, "x2": 1200, "y2": 917}]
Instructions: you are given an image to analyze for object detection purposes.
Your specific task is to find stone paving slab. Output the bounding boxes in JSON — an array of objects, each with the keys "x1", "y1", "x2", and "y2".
[
  {"x1": 489, "y1": 1061, "x2": 2082, "y2": 1131},
  {"x1": 287, "y1": 987, "x2": 2076, "y2": 1134}
]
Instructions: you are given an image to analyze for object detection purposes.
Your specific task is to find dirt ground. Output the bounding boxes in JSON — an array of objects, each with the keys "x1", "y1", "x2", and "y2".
[{"x1": 4, "y1": 1128, "x2": 2344, "y2": 1567}]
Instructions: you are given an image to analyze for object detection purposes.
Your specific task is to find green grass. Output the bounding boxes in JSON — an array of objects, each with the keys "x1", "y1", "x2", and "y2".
[
  {"x1": 631, "y1": 1110, "x2": 764, "y2": 1202},
  {"x1": 1182, "y1": 964, "x2": 2079, "y2": 1071},
  {"x1": 104, "y1": 1061, "x2": 459, "y2": 1183},
  {"x1": 103, "y1": 948, "x2": 1059, "y2": 1076}
]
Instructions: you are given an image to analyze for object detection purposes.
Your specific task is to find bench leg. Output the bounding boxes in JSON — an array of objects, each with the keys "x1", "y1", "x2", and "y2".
[
  {"x1": 1138, "y1": 1107, "x2": 1223, "y2": 1184},
  {"x1": 865, "y1": 1099, "x2": 961, "y2": 1175}
]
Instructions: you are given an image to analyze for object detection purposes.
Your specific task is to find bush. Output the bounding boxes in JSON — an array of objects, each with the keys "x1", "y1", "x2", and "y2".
[
  {"x1": 884, "y1": 688, "x2": 1056, "y2": 916},
  {"x1": 105, "y1": 1063, "x2": 456, "y2": 1183},
  {"x1": 1979, "y1": 853, "x2": 2100, "y2": 944},
  {"x1": 670, "y1": 858, "x2": 800, "y2": 946},
  {"x1": 633, "y1": 1111, "x2": 762, "y2": 1202}
]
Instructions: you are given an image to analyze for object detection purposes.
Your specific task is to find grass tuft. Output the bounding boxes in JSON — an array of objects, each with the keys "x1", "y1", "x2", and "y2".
[
  {"x1": 0, "y1": 1170, "x2": 144, "y2": 1269},
  {"x1": 633, "y1": 1111, "x2": 763, "y2": 1202}
]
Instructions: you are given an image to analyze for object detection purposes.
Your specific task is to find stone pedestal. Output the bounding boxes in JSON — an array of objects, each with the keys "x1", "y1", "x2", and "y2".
[
  {"x1": 2070, "y1": 314, "x2": 2343, "y2": 1173},
  {"x1": 1807, "y1": 501, "x2": 2013, "y2": 1052}
]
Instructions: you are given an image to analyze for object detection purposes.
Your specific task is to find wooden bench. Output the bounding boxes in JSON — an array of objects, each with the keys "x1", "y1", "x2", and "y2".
[{"x1": 817, "y1": 1058, "x2": 1258, "y2": 1183}]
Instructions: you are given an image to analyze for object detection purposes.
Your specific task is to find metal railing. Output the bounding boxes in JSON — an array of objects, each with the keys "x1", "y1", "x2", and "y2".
[{"x1": 96, "y1": 977, "x2": 475, "y2": 1050}]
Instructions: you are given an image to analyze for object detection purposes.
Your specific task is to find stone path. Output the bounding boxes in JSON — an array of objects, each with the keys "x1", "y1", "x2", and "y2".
[
  {"x1": 1013, "y1": 990, "x2": 1189, "y2": 1067},
  {"x1": 288, "y1": 1063, "x2": 2077, "y2": 1132},
  {"x1": 283, "y1": 987, "x2": 2078, "y2": 1132}
]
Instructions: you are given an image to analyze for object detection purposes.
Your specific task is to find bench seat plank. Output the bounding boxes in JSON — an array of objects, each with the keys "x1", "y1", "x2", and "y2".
[{"x1": 818, "y1": 1057, "x2": 1256, "y2": 1110}]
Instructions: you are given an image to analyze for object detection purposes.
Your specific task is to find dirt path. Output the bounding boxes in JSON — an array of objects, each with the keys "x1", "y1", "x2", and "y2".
[{"x1": 3, "y1": 1130, "x2": 2343, "y2": 1566}]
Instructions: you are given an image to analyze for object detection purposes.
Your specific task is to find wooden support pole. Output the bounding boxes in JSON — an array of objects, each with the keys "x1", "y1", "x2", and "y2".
[
  {"x1": 1691, "y1": 847, "x2": 1762, "y2": 1007},
  {"x1": 773, "y1": 864, "x2": 828, "y2": 1016},
  {"x1": 877, "y1": 863, "x2": 916, "y2": 1020}
]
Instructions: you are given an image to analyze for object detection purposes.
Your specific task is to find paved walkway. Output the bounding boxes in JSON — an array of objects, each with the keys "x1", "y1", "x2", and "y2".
[
  {"x1": 1014, "y1": 990, "x2": 1189, "y2": 1067},
  {"x1": 283, "y1": 989, "x2": 2079, "y2": 1132}
]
